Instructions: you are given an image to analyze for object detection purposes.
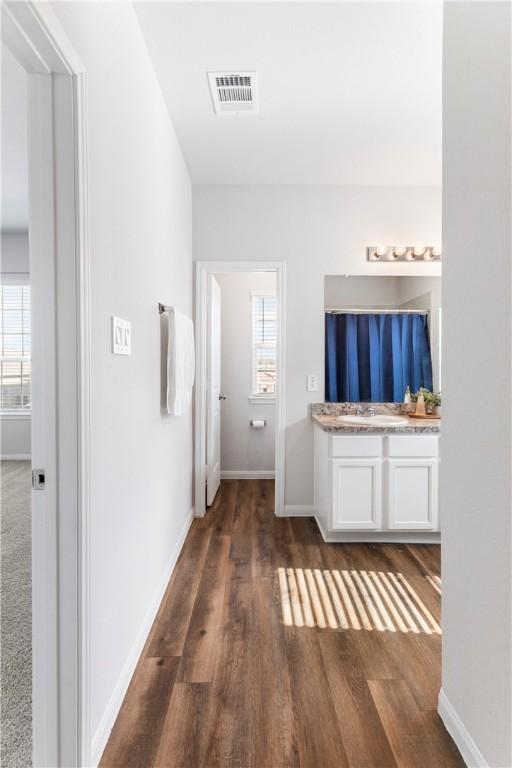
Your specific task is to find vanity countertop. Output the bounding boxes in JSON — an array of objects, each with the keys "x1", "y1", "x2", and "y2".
[{"x1": 311, "y1": 402, "x2": 441, "y2": 434}]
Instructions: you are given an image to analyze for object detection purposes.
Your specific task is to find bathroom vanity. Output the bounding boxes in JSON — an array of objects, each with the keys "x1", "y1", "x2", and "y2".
[{"x1": 312, "y1": 404, "x2": 441, "y2": 542}]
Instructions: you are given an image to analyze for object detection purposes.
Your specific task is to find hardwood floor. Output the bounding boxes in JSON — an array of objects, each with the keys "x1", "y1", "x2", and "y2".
[{"x1": 100, "y1": 480, "x2": 463, "y2": 768}]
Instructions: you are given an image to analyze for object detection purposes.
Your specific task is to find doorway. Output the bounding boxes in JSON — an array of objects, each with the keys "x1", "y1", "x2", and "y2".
[
  {"x1": 195, "y1": 262, "x2": 286, "y2": 517},
  {"x1": 1, "y1": 3, "x2": 90, "y2": 765},
  {"x1": 206, "y1": 271, "x2": 278, "y2": 507},
  {"x1": 1, "y1": 40, "x2": 33, "y2": 767}
]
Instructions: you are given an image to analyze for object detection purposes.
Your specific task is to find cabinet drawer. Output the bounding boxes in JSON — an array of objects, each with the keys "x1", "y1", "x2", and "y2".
[
  {"x1": 388, "y1": 435, "x2": 438, "y2": 458},
  {"x1": 330, "y1": 435, "x2": 382, "y2": 458}
]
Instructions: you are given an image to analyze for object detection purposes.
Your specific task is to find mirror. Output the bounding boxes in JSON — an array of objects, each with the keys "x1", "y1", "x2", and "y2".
[{"x1": 324, "y1": 275, "x2": 441, "y2": 402}]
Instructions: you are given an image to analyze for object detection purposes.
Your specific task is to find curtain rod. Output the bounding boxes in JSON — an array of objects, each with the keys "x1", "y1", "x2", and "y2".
[{"x1": 325, "y1": 308, "x2": 430, "y2": 315}]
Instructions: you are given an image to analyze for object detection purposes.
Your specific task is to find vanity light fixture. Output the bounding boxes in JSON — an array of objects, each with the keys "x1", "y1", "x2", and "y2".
[
  {"x1": 367, "y1": 245, "x2": 442, "y2": 262},
  {"x1": 368, "y1": 246, "x2": 388, "y2": 260}
]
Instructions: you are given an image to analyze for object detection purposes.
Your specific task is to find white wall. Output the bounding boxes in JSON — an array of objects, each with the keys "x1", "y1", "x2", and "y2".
[
  {"x1": 325, "y1": 275, "x2": 401, "y2": 309},
  {"x1": 1, "y1": 231, "x2": 31, "y2": 458},
  {"x1": 194, "y1": 185, "x2": 441, "y2": 505},
  {"x1": 440, "y1": 3, "x2": 511, "y2": 766},
  {"x1": 1, "y1": 44, "x2": 29, "y2": 230},
  {"x1": 50, "y1": 4, "x2": 193, "y2": 762},
  {"x1": 0, "y1": 416, "x2": 31, "y2": 458},
  {"x1": 1, "y1": 231, "x2": 29, "y2": 273},
  {"x1": 215, "y1": 272, "x2": 276, "y2": 476}
]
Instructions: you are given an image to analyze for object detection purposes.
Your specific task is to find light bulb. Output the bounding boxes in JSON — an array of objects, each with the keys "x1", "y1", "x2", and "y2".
[
  {"x1": 393, "y1": 247, "x2": 406, "y2": 258},
  {"x1": 432, "y1": 247, "x2": 441, "y2": 257},
  {"x1": 413, "y1": 246, "x2": 426, "y2": 257},
  {"x1": 423, "y1": 248, "x2": 434, "y2": 261},
  {"x1": 404, "y1": 248, "x2": 416, "y2": 261},
  {"x1": 375, "y1": 246, "x2": 388, "y2": 257}
]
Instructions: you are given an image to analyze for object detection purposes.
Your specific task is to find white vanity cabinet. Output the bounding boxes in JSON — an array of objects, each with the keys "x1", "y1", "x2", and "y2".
[{"x1": 314, "y1": 428, "x2": 440, "y2": 541}]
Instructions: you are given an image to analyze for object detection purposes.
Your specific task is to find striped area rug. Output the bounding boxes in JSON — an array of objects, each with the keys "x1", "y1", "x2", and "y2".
[{"x1": 277, "y1": 567, "x2": 441, "y2": 634}]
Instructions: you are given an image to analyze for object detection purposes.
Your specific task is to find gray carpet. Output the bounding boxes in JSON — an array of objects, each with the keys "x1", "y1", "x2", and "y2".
[{"x1": 1, "y1": 461, "x2": 32, "y2": 767}]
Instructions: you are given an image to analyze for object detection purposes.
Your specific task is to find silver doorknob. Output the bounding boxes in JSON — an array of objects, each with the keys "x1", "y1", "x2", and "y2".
[{"x1": 219, "y1": 394, "x2": 227, "y2": 400}]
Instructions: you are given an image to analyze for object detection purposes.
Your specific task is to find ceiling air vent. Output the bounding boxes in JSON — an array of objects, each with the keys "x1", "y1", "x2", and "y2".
[{"x1": 207, "y1": 72, "x2": 258, "y2": 115}]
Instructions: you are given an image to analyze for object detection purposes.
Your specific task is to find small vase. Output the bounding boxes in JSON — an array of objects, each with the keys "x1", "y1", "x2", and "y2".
[{"x1": 415, "y1": 392, "x2": 426, "y2": 416}]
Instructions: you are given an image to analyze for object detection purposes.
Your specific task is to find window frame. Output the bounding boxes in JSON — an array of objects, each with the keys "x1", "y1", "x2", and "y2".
[
  {"x1": 0, "y1": 281, "x2": 32, "y2": 415},
  {"x1": 251, "y1": 290, "x2": 277, "y2": 401}
]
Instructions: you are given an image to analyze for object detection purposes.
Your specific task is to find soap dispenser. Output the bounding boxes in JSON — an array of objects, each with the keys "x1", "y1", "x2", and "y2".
[{"x1": 404, "y1": 386, "x2": 411, "y2": 404}]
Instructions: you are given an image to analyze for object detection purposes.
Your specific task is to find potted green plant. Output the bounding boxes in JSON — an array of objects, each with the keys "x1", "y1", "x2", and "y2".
[{"x1": 411, "y1": 388, "x2": 441, "y2": 416}]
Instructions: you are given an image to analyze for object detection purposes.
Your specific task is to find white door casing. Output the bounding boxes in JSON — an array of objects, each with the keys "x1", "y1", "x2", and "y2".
[{"x1": 206, "y1": 274, "x2": 221, "y2": 506}]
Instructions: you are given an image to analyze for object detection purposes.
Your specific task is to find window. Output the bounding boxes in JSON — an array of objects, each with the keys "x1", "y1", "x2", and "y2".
[
  {"x1": 0, "y1": 285, "x2": 31, "y2": 412},
  {"x1": 252, "y1": 293, "x2": 277, "y2": 396}
]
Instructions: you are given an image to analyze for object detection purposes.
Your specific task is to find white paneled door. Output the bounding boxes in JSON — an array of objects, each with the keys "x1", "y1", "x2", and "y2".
[{"x1": 206, "y1": 274, "x2": 221, "y2": 506}]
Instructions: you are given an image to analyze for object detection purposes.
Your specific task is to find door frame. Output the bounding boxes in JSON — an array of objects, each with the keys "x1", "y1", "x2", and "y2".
[
  {"x1": 194, "y1": 261, "x2": 286, "y2": 517},
  {"x1": 205, "y1": 274, "x2": 222, "y2": 506},
  {"x1": 2, "y1": 3, "x2": 91, "y2": 766}
]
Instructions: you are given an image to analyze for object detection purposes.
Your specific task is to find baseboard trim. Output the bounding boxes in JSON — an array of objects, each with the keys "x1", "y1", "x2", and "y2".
[
  {"x1": 90, "y1": 507, "x2": 194, "y2": 767},
  {"x1": 314, "y1": 515, "x2": 441, "y2": 543},
  {"x1": 221, "y1": 470, "x2": 275, "y2": 480},
  {"x1": 1, "y1": 454, "x2": 31, "y2": 460},
  {"x1": 284, "y1": 504, "x2": 315, "y2": 517},
  {"x1": 438, "y1": 688, "x2": 488, "y2": 767},
  {"x1": 315, "y1": 515, "x2": 329, "y2": 541}
]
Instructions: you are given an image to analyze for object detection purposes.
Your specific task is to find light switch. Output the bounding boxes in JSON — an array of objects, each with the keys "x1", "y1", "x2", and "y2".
[
  {"x1": 112, "y1": 316, "x2": 131, "y2": 355},
  {"x1": 307, "y1": 374, "x2": 319, "y2": 392}
]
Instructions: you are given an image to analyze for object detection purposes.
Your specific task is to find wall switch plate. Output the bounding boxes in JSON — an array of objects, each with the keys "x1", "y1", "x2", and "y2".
[
  {"x1": 307, "y1": 374, "x2": 319, "y2": 392},
  {"x1": 112, "y1": 316, "x2": 131, "y2": 355}
]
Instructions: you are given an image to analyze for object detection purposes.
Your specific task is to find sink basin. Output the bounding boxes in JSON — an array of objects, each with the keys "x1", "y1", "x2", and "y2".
[{"x1": 335, "y1": 414, "x2": 409, "y2": 427}]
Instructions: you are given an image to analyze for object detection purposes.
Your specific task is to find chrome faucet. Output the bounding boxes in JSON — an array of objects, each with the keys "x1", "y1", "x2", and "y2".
[{"x1": 356, "y1": 406, "x2": 376, "y2": 417}]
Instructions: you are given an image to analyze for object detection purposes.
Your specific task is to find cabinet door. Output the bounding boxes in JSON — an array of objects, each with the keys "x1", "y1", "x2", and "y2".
[
  {"x1": 331, "y1": 459, "x2": 382, "y2": 530},
  {"x1": 387, "y1": 459, "x2": 438, "y2": 530}
]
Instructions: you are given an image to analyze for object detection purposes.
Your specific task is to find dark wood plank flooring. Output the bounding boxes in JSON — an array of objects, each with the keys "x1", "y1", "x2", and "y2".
[{"x1": 100, "y1": 480, "x2": 464, "y2": 768}]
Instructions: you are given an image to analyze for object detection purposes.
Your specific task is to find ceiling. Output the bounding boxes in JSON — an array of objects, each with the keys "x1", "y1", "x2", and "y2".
[
  {"x1": 1, "y1": 44, "x2": 29, "y2": 230},
  {"x1": 135, "y1": 1, "x2": 442, "y2": 186}
]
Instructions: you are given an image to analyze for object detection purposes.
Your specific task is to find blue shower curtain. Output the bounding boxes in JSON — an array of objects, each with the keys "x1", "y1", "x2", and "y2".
[{"x1": 325, "y1": 312, "x2": 433, "y2": 402}]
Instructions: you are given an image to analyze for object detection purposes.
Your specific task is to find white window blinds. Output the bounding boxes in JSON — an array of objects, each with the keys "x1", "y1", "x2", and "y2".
[
  {"x1": 252, "y1": 293, "x2": 277, "y2": 395},
  {"x1": 0, "y1": 285, "x2": 31, "y2": 411}
]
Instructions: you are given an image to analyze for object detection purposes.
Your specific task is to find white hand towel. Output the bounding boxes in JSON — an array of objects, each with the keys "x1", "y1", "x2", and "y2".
[{"x1": 167, "y1": 307, "x2": 195, "y2": 415}]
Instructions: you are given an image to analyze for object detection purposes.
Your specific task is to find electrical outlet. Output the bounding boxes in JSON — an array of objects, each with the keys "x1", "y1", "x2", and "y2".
[{"x1": 307, "y1": 374, "x2": 319, "y2": 392}]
